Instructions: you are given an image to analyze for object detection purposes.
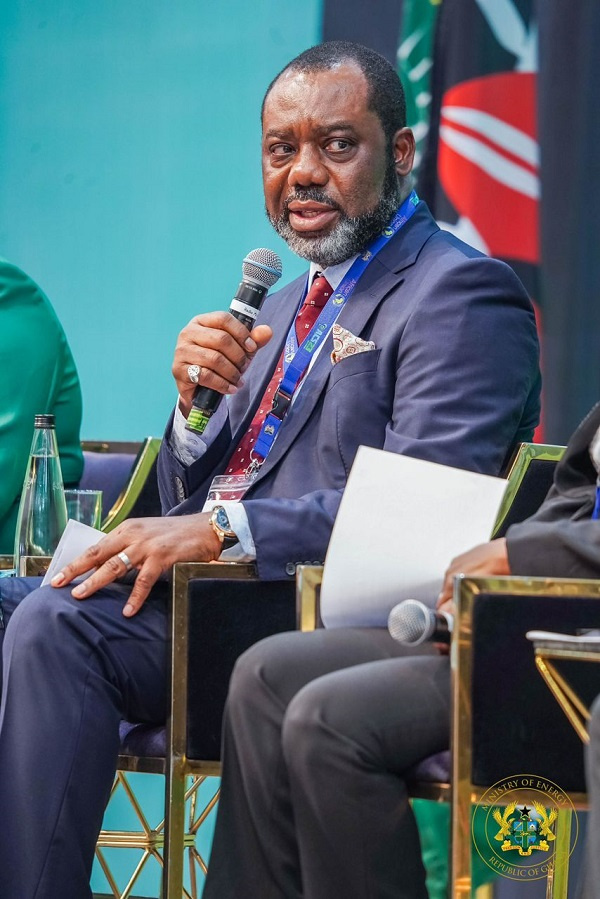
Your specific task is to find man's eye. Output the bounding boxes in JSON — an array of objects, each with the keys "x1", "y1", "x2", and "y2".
[
  {"x1": 270, "y1": 144, "x2": 294, "y2": 156},
  {"x1": 327, "y1": 139, "x2": 352, "y2": 152}
]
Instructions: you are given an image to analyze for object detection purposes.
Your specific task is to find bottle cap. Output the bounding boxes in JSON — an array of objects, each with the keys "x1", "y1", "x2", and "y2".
[{"x1": 34, "y1": 413, "x2": 56, "y2": 428}]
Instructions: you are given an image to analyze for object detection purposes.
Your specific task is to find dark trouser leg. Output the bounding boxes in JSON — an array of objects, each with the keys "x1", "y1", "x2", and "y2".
[
  {"x1": 203, "y1": 628, "x2": 447, "y2": 899},
  {"x1": 284, "y1": 651, "x2": 448, "y2": 899},
  {"x1": 0, "y1": 578, "x2": 169, "y2": 899}
]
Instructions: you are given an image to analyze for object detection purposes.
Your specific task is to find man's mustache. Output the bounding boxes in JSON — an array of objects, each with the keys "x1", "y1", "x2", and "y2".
[{"x1": 283, "y1": 189, "x2": 342, "y2": 214}]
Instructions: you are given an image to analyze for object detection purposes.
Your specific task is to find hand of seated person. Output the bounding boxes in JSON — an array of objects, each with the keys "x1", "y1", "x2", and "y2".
[
  {"x1": 50, "y1": 514, "x2": 223, "y2": 616},
  {"x1": 437, "y1": 538, "x2": 510, "y2": 611},
  {"x1": 435, "y1": 537, "x2": 510, "y2": 655},
  {"x1": 173, "y1": 311, "x2": 272, "y2": 418},
  {"x1": 434, "y1": 538, "x2": 510, "y2": 654}
]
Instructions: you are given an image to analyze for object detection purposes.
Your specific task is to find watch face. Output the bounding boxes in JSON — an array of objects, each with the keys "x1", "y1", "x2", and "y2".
[{"x1": 214, "y1": 506, "x2": 231, "y2": 531}]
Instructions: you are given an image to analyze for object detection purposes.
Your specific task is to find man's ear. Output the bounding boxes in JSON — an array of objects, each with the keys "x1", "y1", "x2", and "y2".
[{"x1": 392, "y1": 127, "x2": 416, "y2": 177}]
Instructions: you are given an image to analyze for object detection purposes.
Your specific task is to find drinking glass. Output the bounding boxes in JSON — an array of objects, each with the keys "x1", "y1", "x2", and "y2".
[{"x1": 64, "y1": 489, "x2": 103, "y2": 529}]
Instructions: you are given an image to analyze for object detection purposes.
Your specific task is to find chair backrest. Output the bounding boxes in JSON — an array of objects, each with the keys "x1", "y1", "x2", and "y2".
[
  {"x1": 185, "y1": 573, "x2": 296, "y2": 760},
  {"x1": 492, "y1": 442, "x2": 566, "y2": 537},
  {"x1": 80, "y1": 437, "x2": 161, "y2": 531},
  {"x1": 455, "y1": 577, "x2": 600, "y2": 796},
  {"x1": 450, "y1": 575, "x2": 598, "y2": 895}
]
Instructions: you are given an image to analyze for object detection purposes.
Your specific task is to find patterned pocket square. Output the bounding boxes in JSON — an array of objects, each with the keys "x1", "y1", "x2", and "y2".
[{"x1": 331, "y1": 324, "x2": 376, "y2": 364}]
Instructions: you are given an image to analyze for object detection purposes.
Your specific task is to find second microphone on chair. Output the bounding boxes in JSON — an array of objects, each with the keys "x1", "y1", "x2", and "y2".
[{"x1": 388, "y1": 599, "x2": 453, "y2": 646}]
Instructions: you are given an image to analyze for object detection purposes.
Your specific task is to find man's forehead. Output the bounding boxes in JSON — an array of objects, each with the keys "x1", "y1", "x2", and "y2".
[{"x1": 263, "y1": 62, "x2": 370, "y2": 125}]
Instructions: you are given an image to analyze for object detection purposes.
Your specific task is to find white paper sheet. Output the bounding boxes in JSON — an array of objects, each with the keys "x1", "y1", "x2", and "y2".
[
  {"x1": 320, "y1": 446, "x2": 508, "y2": 628},
  {"x1": 41, "y1": 519, "x2": 104, "y2": 586},
  {"x1": 526, "y1": 630, "x2": 600, "y2": 647}
]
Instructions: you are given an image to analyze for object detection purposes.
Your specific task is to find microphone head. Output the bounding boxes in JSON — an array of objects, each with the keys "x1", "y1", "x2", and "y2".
[
  {"x1": 388, "y1": 599, "x2": 434, "y2": 645},
  {"x1": 243, "y1": 248, "x2": 282, "y2": 289}
]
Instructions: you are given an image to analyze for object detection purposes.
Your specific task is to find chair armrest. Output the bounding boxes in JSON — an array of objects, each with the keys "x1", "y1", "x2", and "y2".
[
  {"x1": 0, "y1": 555, "x2": 52, "y2": 575},
  {"x1": 492, "y1": 442, "x2": 565, "y2": 537},
  {"x1": 295, "y1": 564, "x2": 324, "y2": 631}
]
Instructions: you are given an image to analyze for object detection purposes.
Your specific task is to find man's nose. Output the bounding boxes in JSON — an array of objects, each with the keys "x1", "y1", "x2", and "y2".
[{"x1": 288, "y1": 144, "x2": 327, "y2": 188}]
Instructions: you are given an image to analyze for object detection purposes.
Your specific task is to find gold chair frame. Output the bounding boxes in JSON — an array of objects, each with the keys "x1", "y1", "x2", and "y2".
[
  {"x1": 492, "y1": 442, "x2": 565, "y2": 536},
  {"x1": 533, "y1": 644, "x2": 600, "y2": 745}
]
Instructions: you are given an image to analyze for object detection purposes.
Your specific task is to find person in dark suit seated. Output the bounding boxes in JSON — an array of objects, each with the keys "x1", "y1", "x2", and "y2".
[
  {"x1": 201, "y1": 404, "x2": 600, "y2": 899},
  {"x1": 0, "y1": 42, "x2": 540, "y2": 899}
]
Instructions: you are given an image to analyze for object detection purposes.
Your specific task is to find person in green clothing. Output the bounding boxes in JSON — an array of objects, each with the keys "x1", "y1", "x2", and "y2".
[{"x1": 0, "y1": 257, "x2": 83, "y2": 554}]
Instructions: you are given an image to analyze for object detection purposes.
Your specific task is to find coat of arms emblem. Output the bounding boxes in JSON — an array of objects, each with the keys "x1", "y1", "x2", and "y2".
[{"x1": 493, "y1": 802, "x2": 557, "y2": 856}]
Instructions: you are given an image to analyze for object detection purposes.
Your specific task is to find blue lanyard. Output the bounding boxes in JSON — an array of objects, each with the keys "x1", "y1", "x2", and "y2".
[
  {"x1": 593, "y1": 487, "x2": 600, "y2": 520},
  {"x1": 250, "y1": 191, "x2": 420, "y2": 467}
]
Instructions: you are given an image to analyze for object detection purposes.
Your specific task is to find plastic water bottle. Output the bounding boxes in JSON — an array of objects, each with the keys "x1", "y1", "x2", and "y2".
[{"x1": 14, "y1": 414, "x2": 68, "y2": 576}]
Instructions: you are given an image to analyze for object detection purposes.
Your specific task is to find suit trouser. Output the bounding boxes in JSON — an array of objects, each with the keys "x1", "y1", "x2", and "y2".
[
  {"x1": 0, "y1": 576, "x2": 169, "y2": 899},
  {"x1": 202, "y1": 628, "x2": 450, "y2": 899}
]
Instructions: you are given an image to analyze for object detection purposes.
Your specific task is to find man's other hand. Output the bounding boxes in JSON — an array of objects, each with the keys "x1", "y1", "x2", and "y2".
[
  {"x1": 437, "y1": 538, "x2": 511, "y2": 612},
  {"x1": 173, "y1": 311, "x2": 273, "y2": 417},
  {"x1": 50, "y1": 515, "x2": 223, "y2": 616}
]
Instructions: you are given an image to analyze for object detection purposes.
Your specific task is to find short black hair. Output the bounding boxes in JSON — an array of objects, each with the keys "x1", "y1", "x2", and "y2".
[{"x1": 262, "y1": 41, "x2": 406, "y2": 144}]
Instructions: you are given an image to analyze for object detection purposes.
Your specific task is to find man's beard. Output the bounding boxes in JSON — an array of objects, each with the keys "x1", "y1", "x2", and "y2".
[{"x1": 267, "y1": 162, "x2": 404, "y2": 268}]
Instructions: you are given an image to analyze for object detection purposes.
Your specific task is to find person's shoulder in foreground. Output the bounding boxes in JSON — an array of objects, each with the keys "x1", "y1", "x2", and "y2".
[
  {"x1": 438, "y1": 401, "x2": 600, "y2": 611},
  {"x1": 0, "y1": 256, "x2": 83, "y2": 553}
]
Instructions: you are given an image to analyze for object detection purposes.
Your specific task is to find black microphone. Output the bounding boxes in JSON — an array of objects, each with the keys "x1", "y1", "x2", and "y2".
[
  {"x1": 186, "y1": 248, "x2": 283, "y2": 435},
  {"x1": 387, "y1": 599, "x2": 453, "y2": 646}
]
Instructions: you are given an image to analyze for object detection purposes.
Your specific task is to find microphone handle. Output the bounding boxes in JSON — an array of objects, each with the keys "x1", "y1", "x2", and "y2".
[
  {"x1": 432, "y1": 612, "x2": 452, "y2": 644},
  {"x1": 186, "y1": 279, "x2": 268, "y2": 435}
]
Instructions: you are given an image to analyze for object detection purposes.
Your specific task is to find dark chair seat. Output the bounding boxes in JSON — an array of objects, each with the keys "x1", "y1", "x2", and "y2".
[{"x1": 119, "y1": 721, "x2": 167, "y2": 759}]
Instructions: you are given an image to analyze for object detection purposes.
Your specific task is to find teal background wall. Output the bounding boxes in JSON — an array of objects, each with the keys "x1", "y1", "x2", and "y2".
[
  {"x1": 0, "y1": 0, "x2": 322, "y2": 441},
  {"x1": 0, "y1": 3, "x2": 322, "y2": 895}
]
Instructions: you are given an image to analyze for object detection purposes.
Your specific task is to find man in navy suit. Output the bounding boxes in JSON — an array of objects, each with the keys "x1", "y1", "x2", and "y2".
[{"x1": 0, "y1": 42, "x2": 539, "y2": 898}]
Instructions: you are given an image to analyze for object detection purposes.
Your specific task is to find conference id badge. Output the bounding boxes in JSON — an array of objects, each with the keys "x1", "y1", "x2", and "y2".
[{"x1": 202, "y1": 474, "x2": 252, "y2": 511}]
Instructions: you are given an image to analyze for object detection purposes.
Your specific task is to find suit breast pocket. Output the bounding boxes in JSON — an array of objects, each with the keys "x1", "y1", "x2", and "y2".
[
  {"x1": 321, "y1": 350, "x2": 387, "y2": 478},
  {"x1": 326, "y1": 348, "x2": 381, "y2": 390}
]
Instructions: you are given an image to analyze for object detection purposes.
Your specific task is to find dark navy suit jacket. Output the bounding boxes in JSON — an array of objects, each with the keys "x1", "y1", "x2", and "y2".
[
  {"x1": 507, "y1": 402, "x2": 600, "y2": 577},
  {"x1": 158, "y1": 203, "x2": 541, "y2": 580}
]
